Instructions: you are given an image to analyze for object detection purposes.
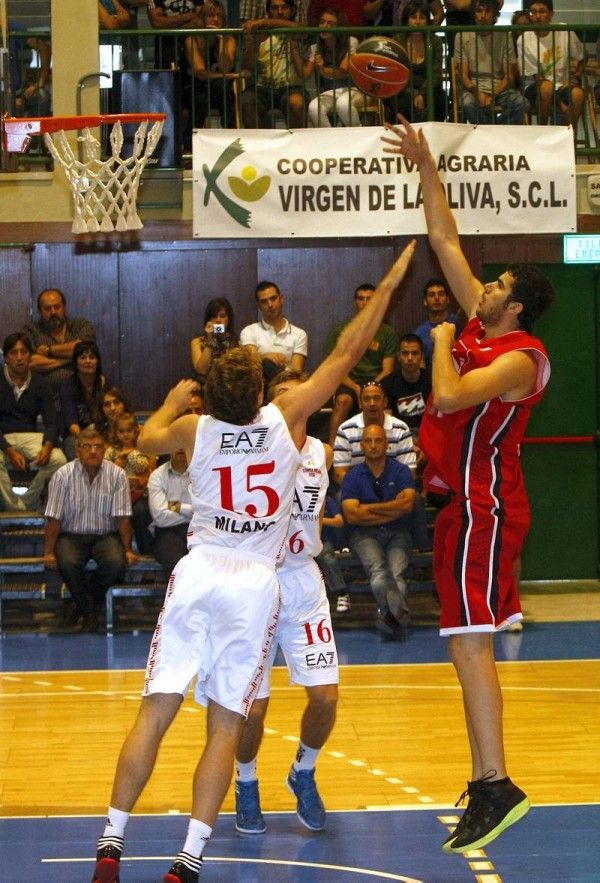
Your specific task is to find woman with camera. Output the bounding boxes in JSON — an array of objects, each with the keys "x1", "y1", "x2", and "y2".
[{"x1": 190, "y1": 297, "x2": 238, "y2": 379}]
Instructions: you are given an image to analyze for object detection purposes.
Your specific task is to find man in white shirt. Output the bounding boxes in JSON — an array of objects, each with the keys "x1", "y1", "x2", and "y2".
[
  {"x1": 517, "y1": 0, "x2": 584, "y2": 127},
  {"x1": 240, "y1": 280, "x2": 308, "y2": 382},
  {"x1": 148, "y1": 449, "x2": 192, "y2": 578}
]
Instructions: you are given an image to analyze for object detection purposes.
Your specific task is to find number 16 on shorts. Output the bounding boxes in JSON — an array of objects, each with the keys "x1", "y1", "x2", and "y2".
[{"x1": 303, "y1": 617, "x2": 337, "y2": 671}]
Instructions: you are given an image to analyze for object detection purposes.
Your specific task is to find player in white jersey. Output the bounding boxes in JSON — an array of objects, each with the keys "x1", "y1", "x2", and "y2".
[
  {"x1": 235, "y1": 370, "x2": 338, "y2": 834},
  {"x1": 92, "y1": 240, "x2": 417, "y2": 883}
]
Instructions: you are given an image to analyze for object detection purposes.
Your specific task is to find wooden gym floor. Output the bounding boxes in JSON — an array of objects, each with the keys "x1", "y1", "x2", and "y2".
[{"x1": 1, "y1": 584, "x2": 599, "y2": 882}]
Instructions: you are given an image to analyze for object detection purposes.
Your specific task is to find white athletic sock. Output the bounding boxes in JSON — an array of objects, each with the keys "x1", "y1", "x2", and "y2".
[
  {"x1": 182, "y1": 818, "x2": 212, "y2": 859},
  {"x1": 102, "y1": 806, "x2": 130, "y2": 839},
  {"x1": 293, "y1": 742, "x2": 320, "y2": 772},
  {"x1": 236, "y1": 759, "x2": 258, "y2": 782}
]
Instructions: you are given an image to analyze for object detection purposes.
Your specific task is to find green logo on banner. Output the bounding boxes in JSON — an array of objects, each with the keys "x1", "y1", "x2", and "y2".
[{"x1": 202, "y1": 139, "x2": 271, "y2": 228}]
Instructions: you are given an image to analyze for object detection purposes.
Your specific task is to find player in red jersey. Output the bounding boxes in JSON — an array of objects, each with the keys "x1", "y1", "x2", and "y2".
[{"x1": 383, "y1": 117, "x2": 554, "y2": 855}]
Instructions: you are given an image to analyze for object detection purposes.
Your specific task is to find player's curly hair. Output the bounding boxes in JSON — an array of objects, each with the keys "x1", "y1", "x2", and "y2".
[
  {"x1": 204, "y1": 346, "x2": 264, "y2": 425},
  {"x1": 506, "y1": 264, "x2": 555, "y2": 333}
]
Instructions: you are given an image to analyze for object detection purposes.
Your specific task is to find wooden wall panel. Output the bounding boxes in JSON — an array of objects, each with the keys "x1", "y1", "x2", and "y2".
[
  {"x1": 0, "y1": 230, "x2": 569, "y2": 410},
  {"x1": 0, "y1": 247, "x2": 33, "y2": 339},
  {"x1": 118, "y1": 246, "x2": 258, "y2": 409},
  {"x1": 29, "y1": 244, "x2": 120, "y2": 381}
]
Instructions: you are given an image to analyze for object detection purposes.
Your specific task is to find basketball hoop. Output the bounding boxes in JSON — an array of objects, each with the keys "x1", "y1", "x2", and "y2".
[{"x1": 2, "y1": 113, "x2": 166, "y2": 233}]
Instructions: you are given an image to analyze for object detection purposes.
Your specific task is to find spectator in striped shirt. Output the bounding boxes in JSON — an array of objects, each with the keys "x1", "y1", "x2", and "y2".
[
  {"x1": 332, "y1": 380, "x2": 415, "y2": 487},
  {"x1": 43, "y1": 426, "x2": 138, "y2": 632}
]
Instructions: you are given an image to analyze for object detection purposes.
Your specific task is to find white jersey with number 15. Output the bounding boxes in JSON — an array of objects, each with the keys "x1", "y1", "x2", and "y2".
[{"x1": 187, "y1": 402, "x2": 300, "y2": 566}]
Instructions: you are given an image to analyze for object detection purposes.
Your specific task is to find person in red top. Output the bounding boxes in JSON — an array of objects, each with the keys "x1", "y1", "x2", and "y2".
[{"x1": 383, "y1": 116, "x2": 554, "y2": 856}]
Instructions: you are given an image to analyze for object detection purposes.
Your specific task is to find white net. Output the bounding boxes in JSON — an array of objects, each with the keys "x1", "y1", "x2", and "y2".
[{"x1": 44, "y1": 118, "x2": 164, "y2": 234}]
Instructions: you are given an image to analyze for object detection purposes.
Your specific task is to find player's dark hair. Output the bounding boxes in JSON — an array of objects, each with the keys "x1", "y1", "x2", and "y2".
[
  {"x1": 205, "y1": 346, "x2": 264, "y2": 425},
  {"x1": 37, "y1": 287, "x2": 66, "y2": 310},
  {"x1": 470, "y1": 0, "x2": 501, "y2": 23},
  {"x1": 529, "y1": 0, "x2": 552, "y2": 10},
  {"x1": 401, "y1": 0, "x2": 432, "y2": 26},
  {"x1": 506, "y1": 264, "x2": 555, "y2": 333},
  {"x1": 267, "y1": 368, "x2": 309, "y2": 402},
  {"x1": 399, "y1": 332, "x2": 424, "y2": 351},
  {"x1": 3, "y1": 332, "x2": 33, "y2": 357},
  {"x1": 255, "y1": 280, "x2": 281, "y2": 300}
]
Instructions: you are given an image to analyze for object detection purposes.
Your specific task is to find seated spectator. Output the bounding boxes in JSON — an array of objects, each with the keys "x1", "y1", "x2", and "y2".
[
  {"x1": 332, "y1": 380, "x2": 415, "y2": 487},
  {"x1": 510, "y1": 9, "x2": 531, "y2": 88},
  {"x1": 363, "y1": 0, "x2": 444, "y2": 28},
  {"x1": 413, "y1": 278, "x2": 462, "y2": 366},
  {"x1": 385, "y1": 0, "x2": 446, "y2": 123},
  {"x1": 325, "y1": 283, "x2": 398, "y2": 444},
  {"x1": 100, "y1": 386, "x2": 132, "y2": 445},
  {"x1": 511, "y1": 8, "x2": 530, "y2": 49},
  {"x1": 309, "y1": 0, "x2": 367, "y2": 28},
  {"x1": 190, "y1": 297, "x2": 237, "y2": 379},
  {"x1": 380, "y1": 333, "x2": 431, "y2": 440},
  {"x1": 316, "y1": 490, "x2": 351, "y2": 613},
  {"x1": 241, "y1": 0, "x2": 307, "y2": 128},
  {"x1": 44, "y1": 426, "x2": 137, "y2": 632},
  {"x1": 442, "y1": 0, "x2": 489, "y2": 58},
  {"x1": 455, "y1": 0, "x2": 525, "y2": 126},
  {"x1": 148, "y1": 0, "x2": 204, "y2": 69},
  {"x1": 8, "y1": 22, "x2": 52, "y2": 118},
  {"x1": 305, "y1": 7, "x2": 364, "y2": 128},
  {"x1": 23, "y1": 288, "x2": 96, "y2": 394},
  {"x1": 59, "y1": 340, "x2": 109, "y2": 460},
  {"x1": 98, "y1": 0, "x2": 133, "y2": 28},
  {"x1": 0, "y1": 333, "x2": 66, "y2": 512},
  {"x1": 517, "y1": 0, "x2": 584, "y2": 128},
  {"x1": 105, "y1": 412, "x2": 155, "y2": 553},
  {"x1": 147, "y1": 448, "x2": 192, "y2": 577},
  {"x1": 240, "y1": 281, "x2": 308, "y2": 381},
  {"x1": 183, "y1": 1, "x2": 238, "y2": 131},
  {"x1": 341, "y1": 424, "x2": 416, "y2": 638}
]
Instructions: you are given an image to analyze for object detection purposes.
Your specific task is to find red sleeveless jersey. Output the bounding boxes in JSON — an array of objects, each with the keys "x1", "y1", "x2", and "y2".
[{"x1": 419, "y1": 318, "x2": 550, "y2": 513}]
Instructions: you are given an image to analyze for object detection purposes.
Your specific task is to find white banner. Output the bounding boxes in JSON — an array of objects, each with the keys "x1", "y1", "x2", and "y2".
[{"x1": 192, "y1": 123, "x2": 576, "y2": 239}]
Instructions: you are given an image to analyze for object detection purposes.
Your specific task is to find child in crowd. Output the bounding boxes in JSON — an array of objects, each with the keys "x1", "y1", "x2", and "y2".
[{"x1": 105, "y1": 412, "x2": 155, "y2": 553}]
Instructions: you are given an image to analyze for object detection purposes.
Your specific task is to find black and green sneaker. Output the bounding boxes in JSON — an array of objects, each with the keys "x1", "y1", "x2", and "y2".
[
  {"x1": 447, "y1": 775, "x2": 530, "y2": 854},
  {"x1": 441, "y1": 778, "x2": 485, "y2": 854}
]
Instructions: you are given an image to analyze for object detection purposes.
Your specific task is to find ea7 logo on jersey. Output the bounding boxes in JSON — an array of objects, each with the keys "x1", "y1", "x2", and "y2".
[
  {"x1": 220, "y1": 427, "x2": 269, "y2": 451},
  {"x1": 306, "y1": 651, "x2": 336, "y2": 669},
  {"x1": 293, "y1": 484, "x2": 320, "y2": 513}
]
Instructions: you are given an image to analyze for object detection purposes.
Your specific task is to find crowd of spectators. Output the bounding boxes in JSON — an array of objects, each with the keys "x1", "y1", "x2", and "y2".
[
  {"x1": 8, "y1": 0, "x2": 594, "y2": 139},
  {"x1": 2, "y1": 274, "x2": 459, "y2": 635}
]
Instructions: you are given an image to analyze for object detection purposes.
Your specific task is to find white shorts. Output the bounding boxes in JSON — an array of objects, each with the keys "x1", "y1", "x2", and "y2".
[
  {"x1": 257, "y1": 558, "x2": 339, "y2": 700},
  {"x1": 143, "y1": 546, "x2": 280, "y2": 718}
]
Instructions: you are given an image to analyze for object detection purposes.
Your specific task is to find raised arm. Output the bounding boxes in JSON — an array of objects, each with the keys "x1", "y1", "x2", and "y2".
[
  {"x1": 276, "y1": 240, "x2": 416, "y2": 444},
  {"x1": 382, "y1": 118, "x2": 482, "y2": 318},
  {"x1": 138, "y1": 379, "x2": 199, "y2": 460}
]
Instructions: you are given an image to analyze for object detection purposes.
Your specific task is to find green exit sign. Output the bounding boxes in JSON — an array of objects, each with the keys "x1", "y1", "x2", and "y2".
[{"x1": 563, "y1": 235, "x2": 600, "y2": 263}]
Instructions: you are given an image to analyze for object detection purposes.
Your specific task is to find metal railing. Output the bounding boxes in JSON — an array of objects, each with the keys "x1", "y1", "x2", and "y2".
[{"x1": 3, "y1": 23, "x2": 599, "y2": 164}]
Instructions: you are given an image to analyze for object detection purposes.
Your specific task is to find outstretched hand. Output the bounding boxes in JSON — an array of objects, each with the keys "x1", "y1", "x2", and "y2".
[
  {"x1": 381, "y1": 115, "x2": 430, "y2": 167},
  {"x1": 164, "y1": 379, "x2": 200, "y2": 416}
]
